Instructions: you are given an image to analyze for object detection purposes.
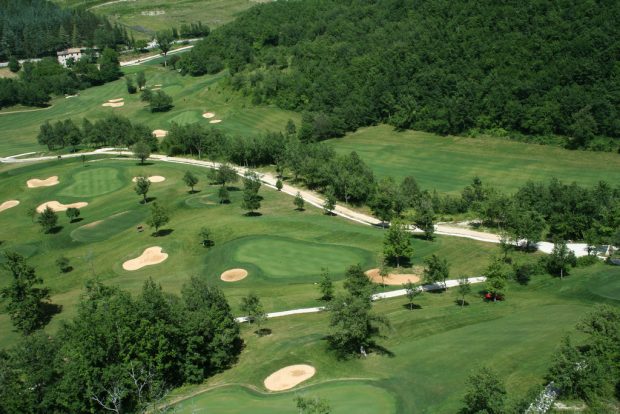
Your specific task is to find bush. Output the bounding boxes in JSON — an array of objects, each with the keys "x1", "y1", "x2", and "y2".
[{"x1": 576, "y1": 255, "x2": 599, "y2": 267}]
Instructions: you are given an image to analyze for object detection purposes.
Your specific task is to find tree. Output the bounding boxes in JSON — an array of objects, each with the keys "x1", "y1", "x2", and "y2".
[
  {"x1": 147, "y1": 90, "x2": 173, "y2": 112},
  {"x1": 423, "y1": 255, "x2": 450, "y2": 289},
  {"x1": 136, "y1": 71, "x2": 146, "y2": 90},
  {"x1": 328, "y1": 293, "x2": 389, "y2": 357},
  {"x1": 507, "y1": 209, "x2": 545, "y2": 250},
  {"x1": 183, "y1": 171, "x2": 199, "y2": 193},
  {"x1": 156, "y1": 31, "x2": 174, "y2": 66},
  {"x1": 403, "y1": 281, "x2": 421, "y2": 310},
  {"x1": 0, "y1": 252, "x2": 51, "y2": 334},
  {"x1": 485, "y1": 257, "x2": 508, "y2": 302},
  {"x1": 241, "y1": 172, "x2": 261, "y2": 215},
  {"x1": 240, "y1": 292, "x2": 266, "y2": 327},
  {"x1": 146, "y1": 202, "x2": 169, "y2": 235},
  {"x1": 132, "y1": 141, "x2": 151, "y2": 164},
  {"x1": 218, "y1": 186, "x2": 230, "y2": 204},
  {"x1": 98, "y1": 48, "x2": 122, "y2": 82},
  {"x1": 461, "y1": 367, "x2": 507, "y2": 414},
  {"x1": 369, "y1": 177, "x2": 397, "y2": 225},
  {"x1": 55, "y1": 256, "x2": 71, "y2": 273},
  {"x1": 546, "y1": 240, "x2": 577, "y2": 279},
  {"x1": 134, "y1": 176, "x2": 151, "y2": 203},
  {"x1": 8, "y1": 56, "x2": 20, "y2": 73},
  {"x1": 199, "y1": 226, "x2": 212, "y2": 247},
  {"x1": 414, "y1": 198, "x2": 435, "y2": 240},
  {"x1": 457, "y1": 276, "x2": 471, "y2": 308},
  {"x1": 383, "y1": 221, "x2": 413, "y2": 267},
  {"x1": 323, "y1": 186, "x2": 336, "y2": 215},
  {"x1": 126, "y1": 76, "x2": 137, "y2": 94},
  {"x1": 343, "y1": 264, "x2": 374, "y2": 298},
  {"x1": 294, "y1": 191, "x2": 305, "y2": 211},
  {"x1": 285, "y1": 119, "x2": 297, "y2": 136},
  {"x1": 294, "y1": 396, "x2": 331, "y2": 414},
  {"x1": 318, "y1": 268, "x2": 333, "y2": 301},
  {"x1": 275, "y1": 178, "x2": 283, "y2": 191},
  {"x1": 37, "y1": 206, "x2": 58, "y2": 233},
  {"x1": 213, "y1": 164, "x2": 238, "y2": 187},
  {"x1": 65, "y1": 207, "x2": 80, "y2": 223}
]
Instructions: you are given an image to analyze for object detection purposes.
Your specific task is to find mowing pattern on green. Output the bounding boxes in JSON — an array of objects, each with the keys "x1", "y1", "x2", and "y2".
[
  {"x1": 232, "y1": 236, "x2": 373, "y2": 280},
  {"x1": 58, "y1": 167, "x2": 124, "y2": 197},
  {"x1": 70, "y1": 210, "x2": 147, "y2": 243}
]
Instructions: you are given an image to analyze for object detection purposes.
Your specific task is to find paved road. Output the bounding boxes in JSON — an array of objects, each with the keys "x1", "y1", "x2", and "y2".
[{"x1": 0, "y1": 148, "x2": 590, "y2": 257}]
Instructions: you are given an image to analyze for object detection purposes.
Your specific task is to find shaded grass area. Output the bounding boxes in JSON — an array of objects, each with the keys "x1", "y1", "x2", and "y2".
[
  {"x1": 0, "y1": 158, "x2": 498, "y2": 349},
  {"x1": 0, "y1": 62, "x2": 299, "y2": 157},
  {"x1": 327, "y1": 124, "x2": 620, "y2": 194},
  {"x1": 168, "y1": 264, "x2": 619, "y2": 413}
]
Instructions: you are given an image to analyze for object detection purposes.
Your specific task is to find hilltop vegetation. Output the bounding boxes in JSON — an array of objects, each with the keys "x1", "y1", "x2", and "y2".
[{"x1": 182, "y1": 0, "x2": 620, "y2": 149}]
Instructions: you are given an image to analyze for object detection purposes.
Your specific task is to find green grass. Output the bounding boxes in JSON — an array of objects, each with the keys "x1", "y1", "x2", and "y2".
[
  {"x1": 70, "y1": 209, "x2": 147, "y2": 242},
  {"x1": 327, "y1": 125, "x2": 620, "y2": 194},
  {"x1": 52, "y1": 0, "x2": 272, "y2": 39},
  {"x1": 58, "y1": 167, "x2": 124, "y2": 197},
  {"x1": 0, "y1": 62, "x2": 299, "y2": 157}
]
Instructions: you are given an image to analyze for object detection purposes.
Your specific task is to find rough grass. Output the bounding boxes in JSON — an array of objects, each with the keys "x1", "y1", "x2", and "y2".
[
  {"x1": 327, "y1": 124, "x2": 620, "y2": 194},
  {"x1": 0, "y1": 62, "x2": 299, "y2": 157}
]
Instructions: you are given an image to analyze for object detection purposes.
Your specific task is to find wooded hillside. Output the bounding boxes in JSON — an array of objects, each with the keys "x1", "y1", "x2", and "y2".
[{"x1": 181, "y1": 0, "x2": 620, "y2": 147}]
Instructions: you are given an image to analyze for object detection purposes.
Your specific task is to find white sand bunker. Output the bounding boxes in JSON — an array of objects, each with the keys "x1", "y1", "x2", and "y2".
[
  {"x1": 36, "y1": 201, "x2": 88, "y2": 213},
  {"x1": 209, "y1": 119, "x2": 222, "y2": 124},
  {"x1": 122, "y1": 246, "x2": 168, "y2": 271},
  {"x1": 152, "y1": 129, "x2": 168, "y2": 138},
  {"x1": 132, "y1": 175, "x2": 166, "y2": 183},
  {"x1": 27, "y1": 176, "x2": 59, "y2": 188},
  {"x1": 0, "y1": 200, "x2": 19, "y2": 213},
  {"x1": 108, "y1": 98, "x2": 124, "y2": 103},
  {"x1": 202, "y1": 112, "x2": 215, "y2": 119},
  {"x1": 154, "y1": 84, "x2": 162, "y2": 87},
  {"x1": 365, "y1": 268, "x2": 421, "y2": 285},
  {"x1": 264, "y1": 365, "x2": 316, "y2": 391},
  {"x1": 221, "y1": 268, "x2": 248, "y2": 282},
  {"x1": 102, "y1": 102, "x2": 124, "y2": 107}
]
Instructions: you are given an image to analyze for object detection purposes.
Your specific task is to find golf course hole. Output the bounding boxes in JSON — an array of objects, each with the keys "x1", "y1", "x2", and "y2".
[
  {"x1": 59, "y1": 167, "x2": 123, "y2": 197},
  {"x1": 122, "y1": 246, "x2": 168, "y2": 271},
  {"x1": 220, "y1": 268, "x2": 248, "y2": 282},
  {"x1": 27, "y1": 176, "x2": 59, "y2": 188},
  {"x1": 36, "y1": 201, "x2": 88, "y2": 213},
  {"x1": 132, "y1": 175, "x2": 166, "y2": 183},
  {"x1": 264, "y1": 365, "x2": 316, "y2": 391},
  {"x1": 202, "y1": 112, "x2": 215, "y2": 119},
  {"x1": 152, "y1": 129, "x2": 168, "y2": 138},
  {"x1": 365, "y1": 268, "x2": 421, "y2": 285},
  {"x1": 0, "y1": 200, "x2": 19, "y2": 213}
]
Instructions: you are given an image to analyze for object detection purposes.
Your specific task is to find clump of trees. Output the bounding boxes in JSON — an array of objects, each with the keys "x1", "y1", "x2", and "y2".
[{"x1": 0, "y1": 277, "x2": 241, "y2": 413}]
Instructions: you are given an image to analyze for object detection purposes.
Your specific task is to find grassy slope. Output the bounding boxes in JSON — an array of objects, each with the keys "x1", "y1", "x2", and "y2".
[
  {"x1": 0, "y1": 158, "x2": 500, "y2": 348},
  {"x1": 327, "y1": 125, "x2": 620, "y2": 194},
  {"x1": 0, "y1": 62, "x2": 298, "y2": 157},
  {"x1": 169, "y1": 264, "x2": 619, "y2": 413},
  {"x1": 52, "y1": 0, "x2": 272, "y2": 38}
]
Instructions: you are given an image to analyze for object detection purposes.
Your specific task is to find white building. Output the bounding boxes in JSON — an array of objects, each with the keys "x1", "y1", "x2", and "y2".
[{"x1": 56, "y1": 47, "x2": 90, "y2": 67}]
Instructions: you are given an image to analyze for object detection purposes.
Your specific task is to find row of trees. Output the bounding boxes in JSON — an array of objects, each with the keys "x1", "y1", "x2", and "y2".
[
  {"x1": 0, "y1": 270, "x2": 241, "y2": 413},
  {"x1": 0, "y1": 0, "x2": 131, "y2": 60},
  {"x1": 0, "y1": 48, "x2": 122, "y2": 109}
]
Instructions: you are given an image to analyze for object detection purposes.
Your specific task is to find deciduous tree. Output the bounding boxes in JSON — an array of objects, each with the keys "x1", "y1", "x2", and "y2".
[
  {"x1": 37, "y1": 206, "x2": 58, "y2": 233},
  {"x1": 132, "y1": 141, "x2": 151, "y2": 164},
  {"x1": 146, "y1": 202, "x2": 169, "y2": 235},
  {"x1": 383, "y1": 221, "x2": 413, "y2": 267},
  {"x1": 461, "y1": 367, "x2": 507, "y2": 414},
  {"x1": 183, "y1": 171, "x2": 199, "y2": 193},
  {"x1": 134, "y1": 176, "x2": 151, "y2": 203}
]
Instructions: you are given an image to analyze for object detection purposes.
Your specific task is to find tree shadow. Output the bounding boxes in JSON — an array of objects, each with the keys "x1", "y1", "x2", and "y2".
[
  {"x1": 188, "y1": 189, "x2": 201, "y2": 194},
  {"x1": 412, "y1": 234, "x2": 434, "y2": 241},
  {"x1": 219, "y1": 200, "x2": 231, "y2": 205},
  {"x1": 324, "y1": 211, "x2": 336, "y2": 216},
  {"x1": 402, "y1": 303, "x2": 422, "y2": 310},
  {"x1": 454, "y1": 299, "x2": 470, "y2": 307},
  {"x1": 143, "y1": 196, "x2": 157, "y2": 203},
  {"x1": 136, "y1": 162, "x2": 154, "y2": 166},
  {"x1": 369, "y1": 343, "x2": 395, "y2": 358},
  {"x1": 255, "y1": 328, "x2": 272, "y2": 337},
  {"x1": 244, "y1": 212, "x2": 262, "y2": 217},
  {"x1": 153, "y1": 229, "x2": 174, "y2": 237},
  {"x1": 295, "y1": 208, "x2": 306, "y2": 212},
  {"x1": 227, "y1": 186, "x2": 241, "y2": 192},
  {"x1": 60, "y1": 266, "x2": 74, "y2": 274},
  {"x1": 70, "y1": 218, "x2": 84, "y2": 224},
  {"x1": 47, "y1": 226, "x2": 63, "y2": 234},
  {"x1": 40, "y1": 302, "x2": 63, "y2": 327}
]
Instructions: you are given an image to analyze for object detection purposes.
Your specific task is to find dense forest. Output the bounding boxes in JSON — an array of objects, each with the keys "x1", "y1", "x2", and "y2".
[
  {"x1": 181, "y1": 0, "x2": 620, "y2": 149},
  {"x1": 0, "y1": 0, "x2": 130, "y2": 60}
]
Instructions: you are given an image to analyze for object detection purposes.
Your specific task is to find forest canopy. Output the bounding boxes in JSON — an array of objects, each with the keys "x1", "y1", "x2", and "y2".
[
  {"x1": 181, "y1": 0, "x2": 620, "y2": 147},
  {"x1": 0, "y1": 0, "x2": 129, "y2": 60}
]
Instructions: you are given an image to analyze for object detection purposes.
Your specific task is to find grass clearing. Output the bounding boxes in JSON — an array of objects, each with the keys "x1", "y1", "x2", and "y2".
[{"x1": 327, "y1": 125, "x2": 620, "y2": 193}]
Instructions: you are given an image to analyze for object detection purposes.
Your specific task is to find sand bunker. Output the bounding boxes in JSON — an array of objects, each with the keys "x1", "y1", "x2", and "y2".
[
  {"x1": 102, "y1": 102, "x2": 125, "y2": 108},
  {"x1": 27, "y1": 176, "x2": 59, "y2": 188},
  {"x1": 365, "y1": 268, "x2": 421, "y2": 285},
  {"x1": 108, "y1": 98, "x2": 124, "y2": 103},
  {"x1": 264, "y1": 365, "x2": 316, "y2": 391},
  {"x1": 154, "y1": 84, "x2": 162, "y2": 87},
  {"x1": 132, "y1": 175, "x2": 166, "y2": 183},
  {"x1": 0, "y1": 200, "x2": 19, "y2": 213},
  {"x1": 221, "y1": 268, "x2": 248, "y2": 282},
  {"x1": 36, "y1": 201, "x2": 88, "y2": 213},
  {"x1": 209, "y1": 119, "x2": 222, "y2": 124},
  {"x1": 202, "y1": 112, "x2": 215, "y2": 119},
  {"x1": 122, "y1": 246, "x2": 168, "y2": 271},
  {"x1": 152, "y1": 129, "x2": 168, "y2": 138}
]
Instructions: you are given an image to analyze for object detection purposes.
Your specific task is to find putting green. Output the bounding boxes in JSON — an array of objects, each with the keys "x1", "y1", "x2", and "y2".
[
  {"x1": 174, "y1": 382, "x2": 396, "y2": 414},
  {"x1": 231, "y1": 236, "x2": 373, "y2": 281},
  {"x1": 169, "y1": 111, "x2": 202, "y2": 125},
  {"x1": 59, "y1": 167, "x2": 124, "y2": 197},
  {"x1": 71, "y1": 210, "x2": 147, "y2": 243}
]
